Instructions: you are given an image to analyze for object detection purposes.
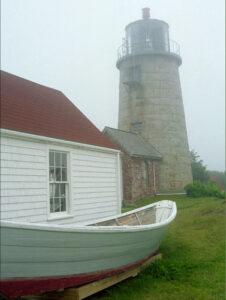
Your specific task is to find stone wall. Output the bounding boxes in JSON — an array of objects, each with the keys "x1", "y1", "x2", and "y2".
[
  {"x1": 122, "y1": 152, "x2": 159, "y2": 203},
  {"x1": 118, "y1": 54, "x2": 192, "y2": 193}
]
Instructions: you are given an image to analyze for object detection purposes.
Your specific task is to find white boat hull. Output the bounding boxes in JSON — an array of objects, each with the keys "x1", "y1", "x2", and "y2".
[{"x1": 0, "y1": 200, "x2": 176, "y2": 298}]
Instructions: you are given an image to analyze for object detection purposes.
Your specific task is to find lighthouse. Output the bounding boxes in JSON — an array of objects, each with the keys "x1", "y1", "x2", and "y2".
[{"x1": 116, "y1": 8, "x2": 192, "y2": 193}]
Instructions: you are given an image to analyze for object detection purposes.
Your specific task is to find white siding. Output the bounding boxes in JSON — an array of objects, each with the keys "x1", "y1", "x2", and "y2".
[
  {"x1": 1, "y1": 136, "x2": 48, "y2": 222},
  {"x1": 68, "y1": 148, "x2": 118, "y2": 224},
  {"x1": 1, "y1": 133, "x2": 121, "y2": 224}
]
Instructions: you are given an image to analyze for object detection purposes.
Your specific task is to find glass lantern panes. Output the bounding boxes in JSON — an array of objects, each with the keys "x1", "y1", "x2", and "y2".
[{"x1": 49, "y1": 151, "x2": 68, "y2": 213}]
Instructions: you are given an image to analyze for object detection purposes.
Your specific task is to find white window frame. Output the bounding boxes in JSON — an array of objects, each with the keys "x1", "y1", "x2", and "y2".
[{"x1": 48, "y1": 148, "x2": 71, "y2": 219}]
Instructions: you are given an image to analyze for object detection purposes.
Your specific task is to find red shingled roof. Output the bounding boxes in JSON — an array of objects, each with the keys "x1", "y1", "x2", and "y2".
[{"x1": 1, "y1": 71, "x2": 118, "y2": 150}]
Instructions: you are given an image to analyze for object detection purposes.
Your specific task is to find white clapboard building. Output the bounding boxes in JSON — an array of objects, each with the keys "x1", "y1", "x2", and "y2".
[{"x1": 1, "y1": 71, "x2": 122, "y2": 224}]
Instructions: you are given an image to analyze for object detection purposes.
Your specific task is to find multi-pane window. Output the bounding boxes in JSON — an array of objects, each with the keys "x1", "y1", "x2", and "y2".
[
  {"x1": 131, "y1": 122, "x2": 142, "y2": 134},
  {"x1": 49, "y1": 151, "x2": 68, "y2": 214}
]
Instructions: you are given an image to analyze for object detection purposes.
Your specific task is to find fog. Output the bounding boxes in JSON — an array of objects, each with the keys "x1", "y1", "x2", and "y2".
[{"x1": 1, "y1": 0, "x2": 225, "y2": 171}]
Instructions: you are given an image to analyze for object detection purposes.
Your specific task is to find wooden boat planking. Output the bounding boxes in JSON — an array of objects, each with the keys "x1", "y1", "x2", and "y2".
[{"x1": 91, "y1": 205, "x2": 156, "y2": 226}]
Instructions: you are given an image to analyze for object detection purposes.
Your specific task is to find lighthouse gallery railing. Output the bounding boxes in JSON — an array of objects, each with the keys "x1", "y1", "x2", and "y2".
[{"x1": 117, "y1": 39, "x2": 180, "y2": 60}]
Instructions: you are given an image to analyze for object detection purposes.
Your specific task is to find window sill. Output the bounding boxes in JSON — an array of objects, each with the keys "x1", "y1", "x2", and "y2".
[{"x1": 47, "y1": 214, "x2": 74, "y2": 222}]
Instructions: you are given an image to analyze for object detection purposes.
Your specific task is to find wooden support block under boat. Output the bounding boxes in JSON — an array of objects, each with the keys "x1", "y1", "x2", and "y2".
[{"x1": 23, "y1": 253, "x2": 162, "y2": 300}]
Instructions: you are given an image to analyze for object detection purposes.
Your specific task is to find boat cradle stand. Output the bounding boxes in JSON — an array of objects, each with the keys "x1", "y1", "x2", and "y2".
[{"x1": 22, "y1": 253, "x2": 162, "y2": 300}]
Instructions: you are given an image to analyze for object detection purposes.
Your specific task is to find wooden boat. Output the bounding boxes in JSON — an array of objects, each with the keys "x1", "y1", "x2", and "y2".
[{"x1": 0, "y1": 200, "x2": 176, "y2": 298}]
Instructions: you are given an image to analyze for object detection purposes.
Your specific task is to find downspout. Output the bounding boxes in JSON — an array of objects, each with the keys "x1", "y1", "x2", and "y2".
[{"x1": 153, "y1": 160, "x2": 156, "y2": 195}]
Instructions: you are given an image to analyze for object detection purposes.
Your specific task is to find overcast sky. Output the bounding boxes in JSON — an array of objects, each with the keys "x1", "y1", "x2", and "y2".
[{"x1": 1, "y1": 0, "x2": 225, "y2": 171}]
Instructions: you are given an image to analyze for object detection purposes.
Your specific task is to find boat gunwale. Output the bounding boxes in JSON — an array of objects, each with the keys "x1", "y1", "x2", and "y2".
[{"x1": 0, "y1": 200, "x2": 177, "y2": 233}]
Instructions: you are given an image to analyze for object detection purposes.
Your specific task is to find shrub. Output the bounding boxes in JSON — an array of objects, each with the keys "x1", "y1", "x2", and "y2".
[{"x1": 185, "y1": 181, "x2": 225, "y2": 199}]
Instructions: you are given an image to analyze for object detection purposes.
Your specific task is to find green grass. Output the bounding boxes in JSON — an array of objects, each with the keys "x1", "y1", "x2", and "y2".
[{"x1": 89, "y1": 195, "x2": 225, "y2": 300}]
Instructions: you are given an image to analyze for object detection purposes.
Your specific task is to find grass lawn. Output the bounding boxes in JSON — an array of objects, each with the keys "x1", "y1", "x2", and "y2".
[{"x1": 89, "y1": 195, "x2": 225, "y2": 300}]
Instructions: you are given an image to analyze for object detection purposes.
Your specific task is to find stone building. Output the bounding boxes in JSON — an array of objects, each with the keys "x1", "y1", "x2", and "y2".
[
  {"x1": 116, "y1": 8, "x2": 192, "y2": 194},
  {"x1": 103, "y1": 127, "x2": 162, "y2": 203}
]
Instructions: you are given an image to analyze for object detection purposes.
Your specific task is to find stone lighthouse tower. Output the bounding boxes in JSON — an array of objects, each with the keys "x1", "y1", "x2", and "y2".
[{"x1": 117, "y1": 8, "x2": 192, "y2": 193}]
